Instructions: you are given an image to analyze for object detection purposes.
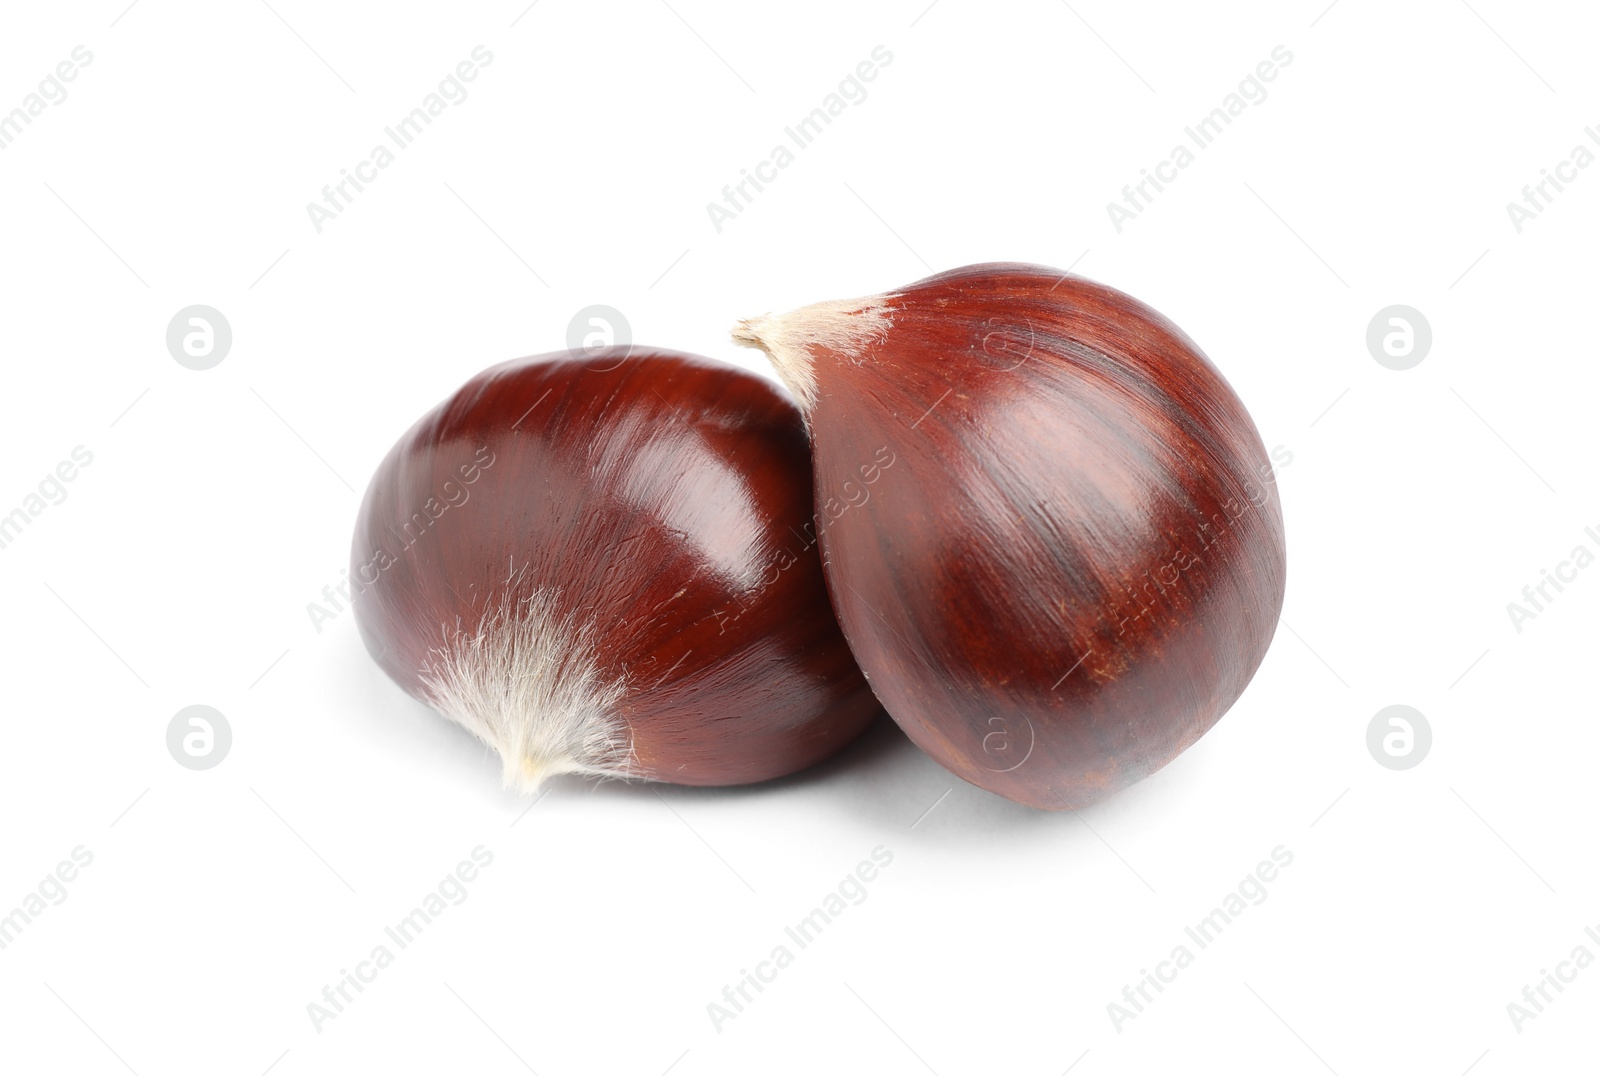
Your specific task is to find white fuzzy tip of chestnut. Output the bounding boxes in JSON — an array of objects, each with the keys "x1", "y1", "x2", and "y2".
[
  {"x1": 419, "y1": 588, "x2": 630, "y2": 794},
  {"x1": 730, "y1": 293, "x2": 898, "y2": 415}
]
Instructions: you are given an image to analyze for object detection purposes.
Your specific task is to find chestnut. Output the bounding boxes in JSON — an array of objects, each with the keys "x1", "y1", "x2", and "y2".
[
  {"x1": 733, "y1": 263, "x2": 1287, "y2": 809},
  {"x1": 351, "y1": 348, "x2": 879, "y2": 792}
]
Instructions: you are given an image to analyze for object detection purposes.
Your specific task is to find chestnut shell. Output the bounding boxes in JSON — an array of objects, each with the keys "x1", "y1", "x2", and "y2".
[
  {"x1": 351, "y1": 348, "x2": 879, "y2": 786},
  {"x1": 789, "y1": 264, "x2": 1288, "y2": 809}
]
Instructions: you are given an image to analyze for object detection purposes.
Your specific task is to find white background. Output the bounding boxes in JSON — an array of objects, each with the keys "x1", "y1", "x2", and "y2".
[{"x1": 0, "y1": 1, "x2": 1595, "y2": 1073}]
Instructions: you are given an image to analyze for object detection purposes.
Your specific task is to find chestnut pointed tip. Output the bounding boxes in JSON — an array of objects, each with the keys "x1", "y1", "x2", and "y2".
[
  {"x1": 731, "y1": 293, "x2": 900, "y2": 415},
  {"x1": 503, "y1": 751, "x2": 583, "y2": 795},
  {"x1": 728, "y1": 314, "x2": 771, "y2": 348},
  {"x1": 418, "y1": 590, "x2": 636, "y2": 791},
  {"x1": 730, "y1": 311, "x2": 817, "y2": 414}
]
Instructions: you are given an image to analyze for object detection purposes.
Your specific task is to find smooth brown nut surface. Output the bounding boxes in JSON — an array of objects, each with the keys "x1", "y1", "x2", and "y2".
[
  {"x1": 352, "y1": 348, "x2": 880, "y2": 791},
  {"x1": 735, "y1": 263, "x2": 1287, "y2": 810}
]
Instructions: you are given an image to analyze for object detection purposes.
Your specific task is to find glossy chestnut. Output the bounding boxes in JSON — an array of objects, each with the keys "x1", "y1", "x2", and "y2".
[
  {"x1": 734, "y1": 263, "x2": 1287, "y2": 809},
  {"x1": 351, "y1": 348, "x2": 879, "y2": 792}
]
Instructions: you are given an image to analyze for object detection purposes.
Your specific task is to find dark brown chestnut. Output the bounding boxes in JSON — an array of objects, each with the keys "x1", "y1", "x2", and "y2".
[
  {"x1": 351, "y1": 348, "x2": 879, "y2": 792},
  {"x1": 733, "y1": 263, "x2": 1287, "y2": 810}
]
